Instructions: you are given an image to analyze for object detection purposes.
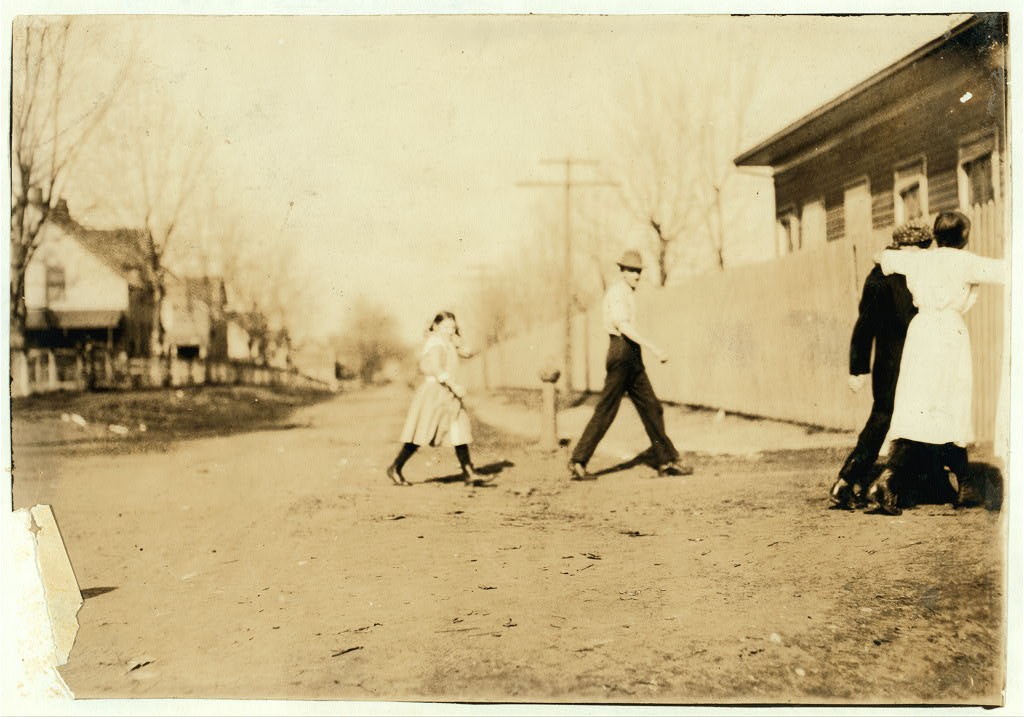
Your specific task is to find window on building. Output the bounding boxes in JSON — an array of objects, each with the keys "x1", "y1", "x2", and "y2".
[
  {"x1": 776, "y1": 209, "x2": 800, "y2": 255},
  {"x1": 45, "y1": 266, "x2": 66, "y2": 304},
  {"x1": 958, "y1": 133, "x2": 999, "y2": 208},
  {"x1": 801, "y1": 199, "x2": 827, "y2": 248},
  {"x1": 843, "y1": 179, "x2": 872, "y2": 243},
  {"x1": 894, "y1": 160, "x2": 928, "y2": 224},
  {"x1": 963, "y1": 154, "x2": 994, "y2": 205}
]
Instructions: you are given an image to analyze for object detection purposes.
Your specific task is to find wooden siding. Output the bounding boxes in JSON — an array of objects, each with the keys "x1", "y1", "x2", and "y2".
[
  {"x1": 773, "y1": 50, "x2": 1005, "y2": 238},
  {"x1": 872, "y1": 191, "x2": 894, "y2": 231},
  {"x1": 929, "y1": 169, "x2": 960, "y2": 213},
  {"x1": 826, "y1": 201, "x2": 844, "y2": 242}
]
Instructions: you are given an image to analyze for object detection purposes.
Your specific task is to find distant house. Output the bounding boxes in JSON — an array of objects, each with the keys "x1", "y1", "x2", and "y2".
[
  {"x1": 23, "y1": 200, "x2": 154, "y2": 357},
  {"x1": 267, "y1": 328, "x2": 292, "y2": 370},
  {"x1": 734, "y1": 14, "x2": 1007, "y2": 258},
  {"x1": 164, "y1": 274, "x2": 252, "y2": 361},
  {"x1": 232, "y1": 306, "x2": 291, "y2": 367},
  {"x1": 225, "y1": 319, "x2": 252, "y2": 361}
]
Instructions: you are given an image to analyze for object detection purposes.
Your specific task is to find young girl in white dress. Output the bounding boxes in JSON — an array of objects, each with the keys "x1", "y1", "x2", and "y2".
[
  {"x1": 386, "y1": 311, "x2": 486, "y2": 486},
  {"x1": 866, "y1": 210, "x2": 1007, "y2": 514}
]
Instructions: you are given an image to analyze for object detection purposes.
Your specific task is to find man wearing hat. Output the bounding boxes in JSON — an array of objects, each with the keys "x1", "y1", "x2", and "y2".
[
  {"x1": 829, "y1": 221, "x2": 933, "y2": 509},
  {"x1": 569, "y1": 249, "x2": 691, "y2": 481}
]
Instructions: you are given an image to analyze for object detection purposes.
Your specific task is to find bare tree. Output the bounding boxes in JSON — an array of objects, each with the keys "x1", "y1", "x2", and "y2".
[
  {"x1": 608, "y1": 55, "x2": 761, "y2": 283},
  {"x1": 9, "y1": 17, "x2": 131, "y2": 345},
  {"x1": 332, "y1": 300, "x2": 408, "y2": 384},
  {"x1": 81, "y1": 91, "x2": 213, "y2": 356},
  {"x1": 466, "y1": 194, "x2": 615, "y2": 351},
  {"x1": 255, "y1": 237, "x2": 316, "y2": 357},
  {"x1": 570, "y1": 191, "x2": 619, "y2": 308},
  {"x1": 467, "y1": 267, "x2": 515, "y2": 348},
  {"x1": 608, "y1": 75, "x2": 698, "y2": 286},
  {"x1": 683, "y1": 59, "x2": 761, "y2": 271},
  {"x1": 193, "y1": 200, "x2": 318, "y2": 364}
]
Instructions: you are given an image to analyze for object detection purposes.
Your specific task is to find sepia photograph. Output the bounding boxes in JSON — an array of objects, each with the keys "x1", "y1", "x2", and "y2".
[{"x1": 2, "y1": 3, "x2": 1020, "y2": 712}]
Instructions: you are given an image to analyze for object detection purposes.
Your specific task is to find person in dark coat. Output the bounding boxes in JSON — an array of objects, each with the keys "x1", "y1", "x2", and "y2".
[{"x1": 828, "y1": 221, "x2": 933, "y2": 509}]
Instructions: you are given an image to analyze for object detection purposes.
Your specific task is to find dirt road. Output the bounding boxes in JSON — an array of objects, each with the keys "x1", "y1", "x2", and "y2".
[{"x1": 13, "y1": 386, "x2": 1005, "y2": 704}]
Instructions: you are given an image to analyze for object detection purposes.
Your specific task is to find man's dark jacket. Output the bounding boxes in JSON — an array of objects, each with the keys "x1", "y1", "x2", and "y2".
[{"x1": 849, "y1": 264, "x2": 918, "y2": 408}]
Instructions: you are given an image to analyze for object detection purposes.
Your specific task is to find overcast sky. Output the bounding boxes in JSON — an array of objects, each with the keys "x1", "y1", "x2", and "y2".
[{"x1": 52, "y1": 13, "x2": 963, "y2": 340}]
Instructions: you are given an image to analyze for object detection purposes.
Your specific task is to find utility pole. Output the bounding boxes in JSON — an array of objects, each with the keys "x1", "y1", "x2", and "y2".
[{"x1": 518, "y1": 158, "x2": 616, "y2": 394}]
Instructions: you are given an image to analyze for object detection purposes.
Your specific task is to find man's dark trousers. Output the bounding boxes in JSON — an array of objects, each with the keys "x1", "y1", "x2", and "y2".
[
  {"x1": 571, "y1": 335, "x2": 679, "y2": 467},
  {"x1": 838, "y1": 265, "x2": 917, "y2": 487}
]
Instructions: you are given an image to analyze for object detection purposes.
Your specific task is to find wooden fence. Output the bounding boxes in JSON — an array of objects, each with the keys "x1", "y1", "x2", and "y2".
[{"x1": 465, "y1": 200, "x2": 1007, "y2": 444}]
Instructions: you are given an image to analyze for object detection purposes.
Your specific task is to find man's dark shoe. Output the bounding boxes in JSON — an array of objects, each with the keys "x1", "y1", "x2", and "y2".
[
  {"x1": 865, "y1": 469, "x2": 901, "y2": 515},
  {"x1": 828, "y1": 478, "x2": 854, "y2": 509},
  {"x1": 657, "y1": 461, "x2": 694, "y2": 477},
  {"x1": 569, "y1": 462, "x2": 595, "y2": 481}
]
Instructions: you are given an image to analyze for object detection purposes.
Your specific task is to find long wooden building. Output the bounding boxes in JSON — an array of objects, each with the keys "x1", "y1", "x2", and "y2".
[{"x1": 733, "y1": 13, "x2": 1009, "y2": 444}]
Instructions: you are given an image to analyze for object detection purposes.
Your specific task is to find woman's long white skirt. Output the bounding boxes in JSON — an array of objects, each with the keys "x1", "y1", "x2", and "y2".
[
  {"x1": 400, "y1": 379, "x2": 473, "y2": 447},
  {"x1": 888, "y1": 309, "x2": 973, "y2": 447}
]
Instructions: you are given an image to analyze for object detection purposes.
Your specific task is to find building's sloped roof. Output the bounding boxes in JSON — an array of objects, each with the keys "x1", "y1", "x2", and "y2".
[
  {"x1": 186, "y1": 276, "x2": 227, "y2": 316},
  {"x1": 47, "y1": 201, "x2": 151, "y2": 287},
  {"x1": 734, "y1": 14, "x2": 1003, "y2": 167}
]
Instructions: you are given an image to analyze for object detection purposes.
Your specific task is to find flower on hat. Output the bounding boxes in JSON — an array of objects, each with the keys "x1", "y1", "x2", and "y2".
[{"x1": 890, "y1": 220, "x2": 934, "y2": 248}]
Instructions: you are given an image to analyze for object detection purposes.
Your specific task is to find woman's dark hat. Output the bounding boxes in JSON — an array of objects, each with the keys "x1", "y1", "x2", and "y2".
[{"x1": 616, "y1": 250, "x2": 644, "y2": 271}]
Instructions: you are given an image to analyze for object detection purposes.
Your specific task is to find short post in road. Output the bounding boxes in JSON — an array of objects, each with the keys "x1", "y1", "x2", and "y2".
[{"x1": 539, "y1": 367, "x2": 561, "y2": 452}]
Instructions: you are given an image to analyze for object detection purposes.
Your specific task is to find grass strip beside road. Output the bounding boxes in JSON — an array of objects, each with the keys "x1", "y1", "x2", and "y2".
[{"x1": 11, "y1": 385, "x2": 333, "y2": 455}]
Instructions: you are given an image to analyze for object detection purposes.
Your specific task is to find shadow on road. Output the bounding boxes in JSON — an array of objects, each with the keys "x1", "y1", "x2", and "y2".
[
  {"x1": 589, "y1": 448, "x2": 659, "y2": 477},
  {"x1": 422, "y1": 460, "x2": 516, "y2": 486}
]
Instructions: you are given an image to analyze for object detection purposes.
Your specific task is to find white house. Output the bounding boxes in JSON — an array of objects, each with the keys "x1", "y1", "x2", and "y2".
[{"x1": 23, "y1": 200, "x2": 153, "y2": 357}]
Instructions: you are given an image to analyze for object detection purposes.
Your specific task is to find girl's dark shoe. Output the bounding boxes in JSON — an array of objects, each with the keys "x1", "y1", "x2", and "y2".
[
  {"x1": 865, "y1": 470, "x2": 901, "y2": 515},
  {"x1": 463, "y1": 464, "x2": 492, "y2": 485},
  {"x1": 387, "y1": 465, "x2": 411, "y2": 486}
]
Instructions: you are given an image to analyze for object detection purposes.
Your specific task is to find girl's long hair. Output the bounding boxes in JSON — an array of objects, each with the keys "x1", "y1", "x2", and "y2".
[{"x1": 426, "y1": 311, "x2": 460, "y2": 338}]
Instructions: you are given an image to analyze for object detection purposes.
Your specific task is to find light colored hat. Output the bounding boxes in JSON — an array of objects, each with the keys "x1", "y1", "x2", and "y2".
[
  {"x1": 889, "y1": 221, "x2": 934, "y2": 249},
  {"x1": 616, "y1": 249, "x2": 643, "y2": 271}
]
